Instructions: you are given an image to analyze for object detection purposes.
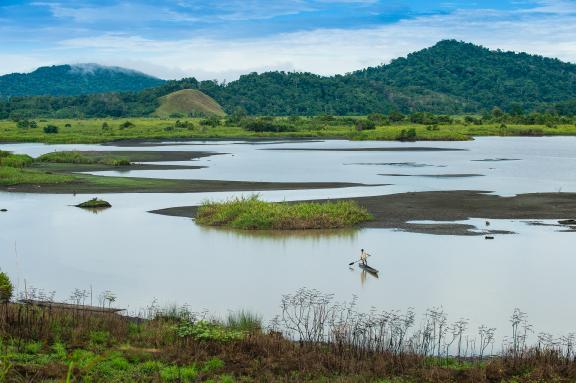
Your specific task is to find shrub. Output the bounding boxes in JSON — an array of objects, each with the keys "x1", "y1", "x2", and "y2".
[
  {"x1": 242, "y1": 118, "x2": 295, "y2": 133},
  {"x1": 174, "y1": 320, "x2": 245, "y2": 342},
  {"x1": 226, "y1": 310, "x2": 262, "y2": 332},
  {"x1": 199, "y1": 116, "x2": 221, "y2": 127},
  {"x1": 202, "y1": 358, "x2": 225, "y2": 373},
  {"x1": 355, "y1": 119, "x2": 376, "y2": 131},
  {"x1": 119, "y1": 121, "x2": 135, "y2": 129},
  {"x1": 16, "y1": 120, "x2": 31, "y2": 129},
  {"x1": 0, "y1": 272, "x2": 13, "y2": 303},
  {"x1": 397, "y1": 128, "x2": 417, "y2": 141},
  {"x1": 24, "y1": 341, "x2": 43, "y2": 354},
  {"x1": 367, "y1": 113, "x2": 388, "y2": 124},
  {"x1": 0, "y1": 153, "x2": 34, "y2": 168},
  {"x1": 43, "y1": 125, "x2": 59, "y2": 134}
]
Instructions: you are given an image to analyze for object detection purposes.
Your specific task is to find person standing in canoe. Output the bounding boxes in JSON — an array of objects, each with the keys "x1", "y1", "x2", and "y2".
[{"x1": 360, "y1": 249, "x2": 369, "y2": 266}]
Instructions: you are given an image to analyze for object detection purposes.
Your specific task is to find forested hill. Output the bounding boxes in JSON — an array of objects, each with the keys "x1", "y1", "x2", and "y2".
[
  {"x1": 0, "y1": 64, "x2": 165, "y2": 97},
  {"x1": 3, "y1": 40, "x2": 576, "y2": 118},
  {"x1": 355, "y1": 40, "x2": 576, "y2": 112}
]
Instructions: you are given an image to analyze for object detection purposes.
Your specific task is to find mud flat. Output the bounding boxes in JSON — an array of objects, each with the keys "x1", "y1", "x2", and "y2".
[{"x1": 151, "y1": 191, "x2": 576, "y2": 236}]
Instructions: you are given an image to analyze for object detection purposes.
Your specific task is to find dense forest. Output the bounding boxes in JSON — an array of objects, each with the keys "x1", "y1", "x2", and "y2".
[
  {"x1": 2, "y1": 40, "x2": 576, "y2": 118},
  {"x1": 0, "y1": 64, "x2": 164, "y2": 97}
]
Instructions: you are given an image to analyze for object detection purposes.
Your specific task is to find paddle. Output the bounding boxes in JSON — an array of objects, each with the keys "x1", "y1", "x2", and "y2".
[{"x1": 348, "y1": 253, "x2": 371, "y2": 266}]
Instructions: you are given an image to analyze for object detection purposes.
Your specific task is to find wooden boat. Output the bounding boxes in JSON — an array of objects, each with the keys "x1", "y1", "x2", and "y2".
[{"x1": 359, "y1": 264, "x2": 379, "y2": 274}]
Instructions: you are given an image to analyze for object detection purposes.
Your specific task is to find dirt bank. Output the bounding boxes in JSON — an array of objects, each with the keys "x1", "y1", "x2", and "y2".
[{"x1": 151, "y1": 191, "x2": 576, "y2": 236}]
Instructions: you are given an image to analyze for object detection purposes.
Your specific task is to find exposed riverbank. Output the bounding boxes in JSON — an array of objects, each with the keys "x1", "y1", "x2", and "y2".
[
  {"x1": 0, "y1": 149, "x2": 377, "y2": 193},
  {"x1": 152, "y1": 191, "x2": 576, "y2": 235}
]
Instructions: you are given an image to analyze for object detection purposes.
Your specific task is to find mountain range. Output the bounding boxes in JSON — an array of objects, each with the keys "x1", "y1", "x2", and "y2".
[
  {"x1": 0, "y1": 64, "x2": 164, "y2": 97},
  {"x1": 2, "y1": 40, "x2": 576, "y2": 118}
]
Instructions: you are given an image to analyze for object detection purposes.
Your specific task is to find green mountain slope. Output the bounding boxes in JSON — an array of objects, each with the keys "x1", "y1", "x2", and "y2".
[
  {"x1": 3, "y1": 41, "x2": 576, "y2": 118},
  {"x1": 0, "y1": 64, "x2": 165, "y2": 97},
  {"x1": 356, "y1": 40, "x2": 576, "y2": 112},
  {"x1": 155, "y1": 89, "x2": 225, "y2": 117}
]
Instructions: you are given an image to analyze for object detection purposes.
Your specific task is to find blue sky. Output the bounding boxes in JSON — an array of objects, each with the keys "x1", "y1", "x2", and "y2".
[{"x1": 1, "y1": 0, "x2": 576, "y2": 79}]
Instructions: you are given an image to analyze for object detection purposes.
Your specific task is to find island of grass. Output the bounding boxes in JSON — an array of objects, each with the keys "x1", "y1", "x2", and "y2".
[
  {"x1": 76, "y1": 198, "x2": 112, "y2": 208},
  {"x1": 195, "y1": 196, "x2": 373, "y2": 230}
]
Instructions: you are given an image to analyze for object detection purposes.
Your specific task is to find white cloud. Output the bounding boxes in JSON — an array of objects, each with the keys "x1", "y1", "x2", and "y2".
[{"x1": 3, "y1": 3, "x2": 576, "y2": 80}]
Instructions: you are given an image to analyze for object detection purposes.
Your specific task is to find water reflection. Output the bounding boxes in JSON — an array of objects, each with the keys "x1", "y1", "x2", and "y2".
[
  {"x1": 197, "y1": 225, "x2": 359, "y2": 242},
  {"x1": 359, "y1": 269, "x2": 378, "y2": 287}
]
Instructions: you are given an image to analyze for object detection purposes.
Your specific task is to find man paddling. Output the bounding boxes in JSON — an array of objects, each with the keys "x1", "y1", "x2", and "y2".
[{"x1": 360, "y1": 249, "x2": 369, "y2": 266}]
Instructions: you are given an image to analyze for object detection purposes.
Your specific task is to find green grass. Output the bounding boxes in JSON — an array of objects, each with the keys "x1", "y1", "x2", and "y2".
[
  {"x1": 0, "y1": 166, "x2": 75, "y2": 186},
  {"x1": 38, "y1": 151, "x2": 131, "y2": 166},
  {"x1": 196, "y1": 195, "x2": 373, "y2": 230},
  {"x1": 225, "y1": 310, "x2": 262, "y2": 332},
  {"x1": 155, "y1": 89, "x2": 226, "y2": 117},
  {"x1": 2, "y1": 117, "x2": 576, "y2": 144}
]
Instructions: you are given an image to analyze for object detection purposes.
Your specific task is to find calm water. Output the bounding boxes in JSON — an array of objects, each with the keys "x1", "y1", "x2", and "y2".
[{"x1": 1, "y1": 137, "x2": 576, "y2": 338}]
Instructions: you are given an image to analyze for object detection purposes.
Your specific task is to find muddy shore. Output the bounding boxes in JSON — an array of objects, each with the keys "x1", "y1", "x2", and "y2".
[
  {"x1": 0, "y1": 177, "x2": 375, "y2": 194},
  {"x1": 151, "y1": 191, "x2": 576, "y2": 236}
]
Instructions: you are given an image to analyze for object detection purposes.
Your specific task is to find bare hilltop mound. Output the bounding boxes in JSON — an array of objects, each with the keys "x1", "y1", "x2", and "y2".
[{"x1": 154, "y1": 89, "x2": 226, "y2": 117}]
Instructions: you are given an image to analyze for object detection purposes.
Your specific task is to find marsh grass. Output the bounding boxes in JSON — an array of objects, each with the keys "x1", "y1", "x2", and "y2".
[
  {"x1": 0, "y1": 166, "x2": 75, "y2": 186},
  {"x1": 3, "y1": 288, "x2": 576, "y2": 382},
  {"x1": 225, "y1": 310, "x2": 262, "y2": 332},
  {"x1": 2, "y1": 117, "x2": 576, "y2": 144},
  {"x1": 38, "y1": 151, "x2": 131, "y2": 166},
  {"x1": 196, "y1": 195, "x2": 373, "y2": 230}
]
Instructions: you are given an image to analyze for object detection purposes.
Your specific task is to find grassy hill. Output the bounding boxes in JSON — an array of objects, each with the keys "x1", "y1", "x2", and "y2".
[
  {"x1": 0, "y1": 64, "x2": 164, "y2": 97},
  {"x1": 155, "y1": 89, "x2": 226, "y2": 117}
]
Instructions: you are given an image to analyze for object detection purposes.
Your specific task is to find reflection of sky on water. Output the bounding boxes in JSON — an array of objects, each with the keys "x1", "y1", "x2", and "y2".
[
  {"x1": 3, "y1": 136, "x2": 576, "y2": 196},
  {"x1": 1, "y1": 137, "x2": 576, "y2": 340}
]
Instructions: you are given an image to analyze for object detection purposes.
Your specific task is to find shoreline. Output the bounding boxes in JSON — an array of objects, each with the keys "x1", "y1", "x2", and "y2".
[{"x1": 151, "y1": 191, "x2": 576, "y2": 236}]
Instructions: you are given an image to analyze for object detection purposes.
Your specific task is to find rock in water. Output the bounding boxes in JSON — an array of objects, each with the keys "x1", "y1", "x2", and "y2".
[{"x1": 76, "y1": 198, "x2": 112, "y2": 209}]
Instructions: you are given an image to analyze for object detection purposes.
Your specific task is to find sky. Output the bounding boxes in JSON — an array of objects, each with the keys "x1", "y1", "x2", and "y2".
[{"x1": 1, "y1": 0, "x2": 576, "y2": 80}]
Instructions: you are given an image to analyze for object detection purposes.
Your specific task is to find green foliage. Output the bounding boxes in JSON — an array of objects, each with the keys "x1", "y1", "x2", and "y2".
[
  {"x1": 225, "y1": 310, "x2": 262, "y2": 332},
  {"x1": 0, "y1": 64, "x2": 164, "y2": 97},
  {"x1": 174, "y1": 320, "x2": 245, "y2": 342},
  {"x1": 199, "y1": 116, "x2": 221, "y2": 127},
  {"x1": 355, "y1": 119, "x2": 376, "y2": 131},
  {"x1": 119, "y1": 121, "x2": 135, "y2": 129},
  {"x1": 241, "y1": 117, "x2": 295, "y2": 132},
  {"x1": 39, "y1": 151, "x2": 93, "y2": 164},
  {"x1": 0, "y1": 272, "x2": 14, "y2": 303},
  {"x1": 89, "y1": 330, "x2": 110, "y2": 346},
  {"x1": 0, "y1": 152, "x2": 33, "y2": 168},
  {"x1": 202, "y1": 358, "x2": 225, "y2": 373},
  {"x1": 38, "y1": 151, "x2": 131, "y2": 167},
  {"x1": 398, "y1": 128, "x2": 417, "y2": 141},
  {"x1": 16, "y1": 119, "x2": 37, "y2": 129},
  {"x1": 6, "y1": 41, "x2": 576, "y2": 118},
  {"x1": 0, "y1": 166, "x2": 75, "y2": 186},
  {"x1": 24, "y1": 341, "x2": 43, "y2": 354},
  {"x1": 196, "y1": 195, "x2": 373, "y2": 230},
  {"x1": 43, "y1": 124, "x2": 59, "y2": 134}
]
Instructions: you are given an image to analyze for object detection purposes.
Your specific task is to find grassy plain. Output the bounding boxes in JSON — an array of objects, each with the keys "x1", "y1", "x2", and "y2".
[{"x1": 1, "y1": 117, "x2": 576, "y2": 144}]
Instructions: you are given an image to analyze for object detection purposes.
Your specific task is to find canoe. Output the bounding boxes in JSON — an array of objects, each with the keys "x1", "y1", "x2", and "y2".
[{"x1": 359, "y1": 264, "x2": 379, "y2": 274}]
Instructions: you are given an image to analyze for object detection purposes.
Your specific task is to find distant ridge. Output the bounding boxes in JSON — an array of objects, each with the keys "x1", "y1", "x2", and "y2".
[
  {"x1": 0, "y1": 64, "x2": 165, "y2": 97},
  {"x1": 3, "y1": 40, "x2": 576, "y2": 117}
]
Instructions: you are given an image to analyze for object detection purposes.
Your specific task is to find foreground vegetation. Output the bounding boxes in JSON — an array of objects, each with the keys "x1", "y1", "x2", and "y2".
[
  {"x1": 2, "y1": 273, "x2": 576, "y2": 382},
  {"x1": 196, "y1": 196, "x2": 373, "y2": 230},
  {"x1": 2, "y1": 108, "x2": 576, "y2": 144}
]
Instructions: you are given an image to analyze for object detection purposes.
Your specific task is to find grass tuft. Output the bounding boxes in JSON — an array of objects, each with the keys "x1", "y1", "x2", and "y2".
[{"x1": 196, "y1": 195, "x2": 373, "y2": 230}]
